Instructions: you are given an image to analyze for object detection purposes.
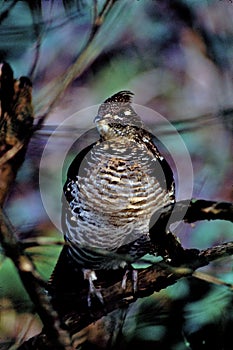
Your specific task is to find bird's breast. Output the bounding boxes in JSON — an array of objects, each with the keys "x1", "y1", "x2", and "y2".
[
  {"x1": 64, "y1": 137, "x2": 173, "y2": 252},
  {"x1": 71, "y1": 138, "x2": 170, "y2": 219}
]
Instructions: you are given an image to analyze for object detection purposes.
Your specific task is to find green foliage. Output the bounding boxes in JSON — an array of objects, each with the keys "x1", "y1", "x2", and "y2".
[
  {"x1": 0, "y1": 256, "x2": 32, "y2": 311},
  {"x1": 25, "y1": 236, "x2": 63, "y2": 281},
  {"x1": 184, "y1": 285, "x2": 233, "y2": 333},
  {"x1": 191, "y1": 220, "x2": 233, "y2": 249}
]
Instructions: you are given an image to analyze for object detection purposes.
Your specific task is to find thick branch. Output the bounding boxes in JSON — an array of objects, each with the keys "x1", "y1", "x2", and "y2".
[
  {"x1": 150, "y1": 199, "x2": 233, "y2": 229},
  {"x1": 0, "y1": 64, "x2": 73, "y2": 349},
  {"x1": 64, "y1": 241, "x2": 233, "y2": 328},
  {"x1": 46, "y1": 198, "x2": 233, "y2": 337},
  {"x1": 18, "y1": 239, "x2": 233, "y2": 350},
  {"x1": 148, "y1": 198, "x2": 233, "y2": 265}
]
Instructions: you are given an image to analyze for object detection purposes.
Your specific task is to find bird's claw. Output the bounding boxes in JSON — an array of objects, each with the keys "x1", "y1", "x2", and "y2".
[
  {"x1": 83, "y1": 269, "x2": 104, "y2": 308},
  {"x1": 122, "y1": 269, "x2": 138, "y2": 293}
]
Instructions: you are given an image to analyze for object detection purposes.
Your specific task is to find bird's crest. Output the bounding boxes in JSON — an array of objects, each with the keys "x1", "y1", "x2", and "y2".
[
  {"x1": 97, "y1": 90, "x2": 134, "y2": 117},
  {"x1": 103, "y1": 90, "x2": 134, "y2": 104}
]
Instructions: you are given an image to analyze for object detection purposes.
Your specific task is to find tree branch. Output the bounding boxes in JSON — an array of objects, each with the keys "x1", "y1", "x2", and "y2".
[
  {"x1": 0, "y1": 63, "x2": 74, "y2": 349},
  {"x1": 18, "y1": 239, "x2": 233, "y2": 350},
  {"x1": 34, "y1": 0, "x2": 116, "y2": 128},
  {"x1": 42, "y1": 197, "x2": 232, "y2": 337},
  {"x1": 150, "y1": 199, "x2": 233, "y2": 228}
]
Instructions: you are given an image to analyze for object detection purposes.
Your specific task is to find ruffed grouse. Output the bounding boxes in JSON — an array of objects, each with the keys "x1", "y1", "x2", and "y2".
[{"x1": 60, "y1": 91, "x2": 175, "y2": 304}]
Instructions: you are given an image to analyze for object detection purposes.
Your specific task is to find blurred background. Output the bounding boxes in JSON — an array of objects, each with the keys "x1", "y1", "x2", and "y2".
[{"x1": 0, "y1": 0, "x2": 232, "y2": 348}]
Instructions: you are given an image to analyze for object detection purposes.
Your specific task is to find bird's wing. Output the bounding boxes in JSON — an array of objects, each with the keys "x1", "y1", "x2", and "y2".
[
  {"x1": 149, "y1": 132, "x2": 175, "y2": 201},
  {"x1": 123, "y1": 125, "x2": 175, "y2": 202},
  {"x1": 61, "y1": 142, "x2": 96, "y2": 231}
]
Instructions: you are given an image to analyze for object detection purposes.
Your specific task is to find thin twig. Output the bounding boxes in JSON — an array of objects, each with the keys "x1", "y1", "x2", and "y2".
[
  {"x1": 89, "y1": 0, "x2": 114, "y2": 40},
  {"x1": 192, "y1": 270, "x2": 233, "y2": 290},
  {"x1": 34, "y1": 0, "x2": 116, "y2": 128}
]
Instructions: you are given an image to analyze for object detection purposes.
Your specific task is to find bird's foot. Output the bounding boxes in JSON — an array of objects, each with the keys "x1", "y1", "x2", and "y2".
[
  {"x1": 82, "y1": 269, "x2": 104, "y2": 308},
  {"x1": 122, "y1": 269, "x2": 138, "y2": 294}
]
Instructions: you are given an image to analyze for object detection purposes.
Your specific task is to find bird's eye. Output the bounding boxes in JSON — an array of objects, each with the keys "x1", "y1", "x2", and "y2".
[{"x1": 116, "y1": 110, "x2": 132, "y2": 119}]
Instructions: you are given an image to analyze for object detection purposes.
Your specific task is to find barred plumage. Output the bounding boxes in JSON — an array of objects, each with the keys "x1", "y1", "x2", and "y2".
[{"x1": 61, "y1": 91, "x2": 175, "y2": 297}]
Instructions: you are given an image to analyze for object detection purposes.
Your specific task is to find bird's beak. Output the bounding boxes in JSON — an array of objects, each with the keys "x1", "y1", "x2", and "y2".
[{"x1": 94, "y1": 115, "x2": 101, "y2": 123}]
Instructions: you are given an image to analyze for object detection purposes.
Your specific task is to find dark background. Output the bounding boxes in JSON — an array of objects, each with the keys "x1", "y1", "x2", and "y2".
[{"x1": 0, "y1": 0, "x2": 232, "y2": 348}]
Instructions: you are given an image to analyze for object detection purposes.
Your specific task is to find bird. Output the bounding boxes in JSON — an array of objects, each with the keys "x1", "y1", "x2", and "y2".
[{"x1": 61, "y1": 90, "x2": 175, "y2": 305}]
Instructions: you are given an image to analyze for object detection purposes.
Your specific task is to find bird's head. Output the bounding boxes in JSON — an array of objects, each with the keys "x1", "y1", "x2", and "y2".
[{"x1": 94, "y1": 90, "x2": 143, "y2": 139}]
